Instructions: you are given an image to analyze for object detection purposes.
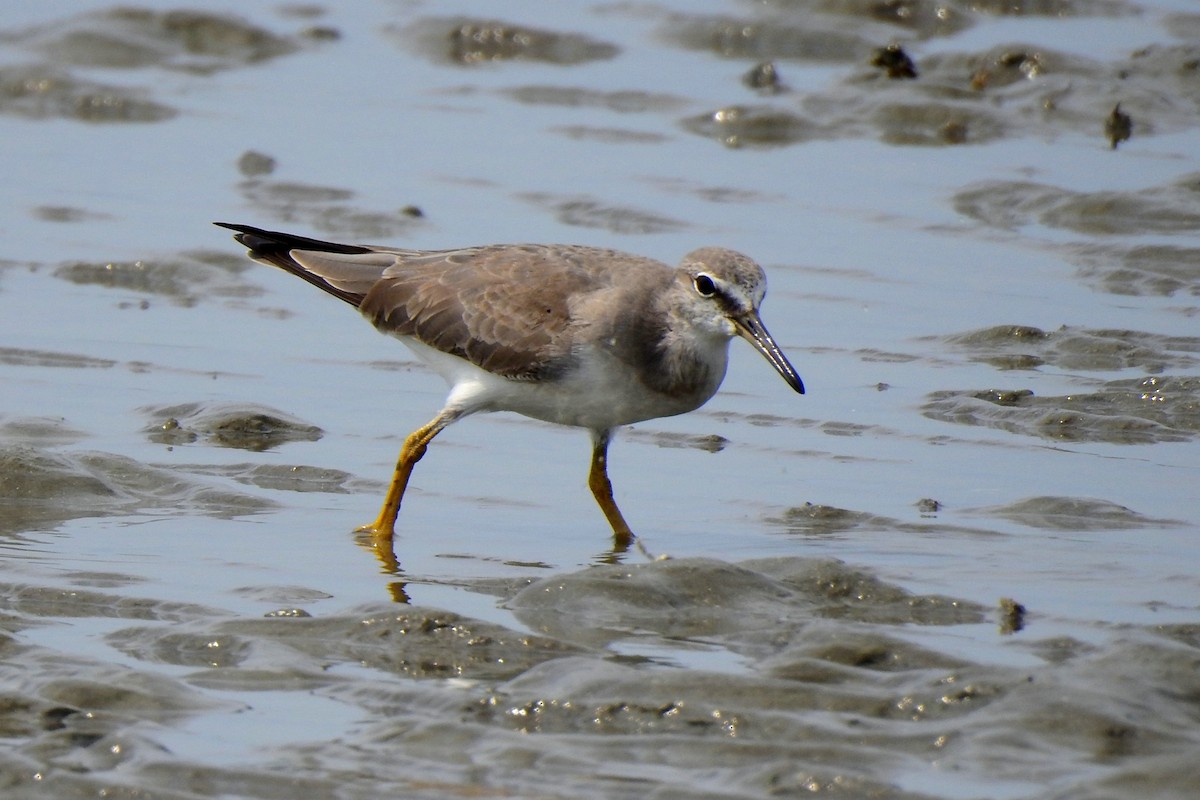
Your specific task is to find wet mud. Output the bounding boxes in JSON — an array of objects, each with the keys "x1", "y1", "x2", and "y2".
[
  {"x1": 54, "y1": 250, "x2": 259, "y2": 307},
  {"x1": 6, "y1": 7, "x2": 303, "y2": 73},
  {"x1": 954, "y1": 174, "x2": 1200, "y2": 236},
  {"x1": 141, "y1": 402, "x2": 323, "y2": 451},
  {"x1": 398, "y1": 17, "x2": 620, "y2": 66},
  {"x1": 0, "y1": 440, "x2": 275, "y2": 536},
  {"x1": 2, "y1": 2, "x2": 1199, "y2": 799},
  {"x1": 0, "y1": 558, "x2": 1198, "y2": 798},
  {"x1": 670, "y1": 11, "x2": 1200, "y2": 149},
  {"x1": 1071, "y1": 243, "x2": 1200, "y2": 298},
  {"x1": 0, "y1": 8, "x2": 311, "y2": 124},
  {"x1": 923, "y1": 377, "x2": 1200, "y2": 444},
  {"x1": 921, "y1": 325, "x2": 1200, "y2": 443},
  {"x1": 0, "y1": 65, "x2": 176, "y2": 123},
  {"x1": 236, "y1": 167, "x2": 427, "y2": 241}
]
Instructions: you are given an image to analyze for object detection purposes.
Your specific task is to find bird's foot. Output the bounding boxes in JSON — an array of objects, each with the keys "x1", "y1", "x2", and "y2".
[
  {"x1": 354, "y1": 520, "x2": 395, "y2": 540},
  {"x1": 353, "y1": 523, "x2": 401, "y2": 574}
]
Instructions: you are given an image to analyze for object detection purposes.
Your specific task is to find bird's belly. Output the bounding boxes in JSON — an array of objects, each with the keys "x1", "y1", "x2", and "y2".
[
  {"x1": 402, "y1": 337, "x2": 719, "y2": 431},
  {"x1": 498, "y1": 376, "x2": 706, "y2": 430},
  {"x1": 502, "y1": 352, "x2": 718, "y2": 429},
  {"x1": 535, "y1": 380, "x2": 702, "y2": 429}
]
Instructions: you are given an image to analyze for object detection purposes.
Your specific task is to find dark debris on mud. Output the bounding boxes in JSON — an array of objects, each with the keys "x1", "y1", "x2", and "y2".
[{"x1": 669, "y1": 8, "x2": 1200, "y2": 149}]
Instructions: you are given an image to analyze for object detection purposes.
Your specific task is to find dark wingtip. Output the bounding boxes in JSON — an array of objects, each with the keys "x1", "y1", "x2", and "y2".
[
  {"x1": 213, "y1": 221, "x2": 277, "y2": 253},
  {"x1": 212, "y1": 222, "x2": 372, "y2": 256},
  {"x1": 213, "y1": 221, "x2": 253, "y2": 241},
  {"x1": 214, "y1": 221, "x2": 370, "y2": 308}
]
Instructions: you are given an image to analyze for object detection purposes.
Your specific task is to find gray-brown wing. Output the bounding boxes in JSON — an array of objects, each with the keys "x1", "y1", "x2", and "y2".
[
  {"x1": 359, "y1": 244, "x2": 659, "y2": 381},
  {"x1": 288, "y1": 250, "x2": 403, "y2": 303}
]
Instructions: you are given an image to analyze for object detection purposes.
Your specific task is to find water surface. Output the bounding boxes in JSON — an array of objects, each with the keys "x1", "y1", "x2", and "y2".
[{"x1": 1, "y1": 2, "x2": 1199, "y2": 798}]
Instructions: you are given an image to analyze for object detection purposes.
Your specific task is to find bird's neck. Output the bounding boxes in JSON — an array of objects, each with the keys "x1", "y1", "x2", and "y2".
[{"x1": 641, "y1": 303, "x2": 730, "y2": 401}]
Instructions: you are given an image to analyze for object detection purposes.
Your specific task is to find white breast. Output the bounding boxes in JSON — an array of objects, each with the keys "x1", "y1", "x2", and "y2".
[{"x1": 399, "y1": 336, "x2": 729, "y2": 431}]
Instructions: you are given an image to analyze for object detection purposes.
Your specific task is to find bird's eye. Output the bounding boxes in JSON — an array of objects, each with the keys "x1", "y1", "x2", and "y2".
[{"x1": 694, "y1": 274, "x2": 717, "y2": 297}]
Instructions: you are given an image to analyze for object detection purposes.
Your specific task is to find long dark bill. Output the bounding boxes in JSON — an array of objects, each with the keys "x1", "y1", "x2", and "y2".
[{"x1": 734, "y1": 312, "x2": 805, "y2": 395}]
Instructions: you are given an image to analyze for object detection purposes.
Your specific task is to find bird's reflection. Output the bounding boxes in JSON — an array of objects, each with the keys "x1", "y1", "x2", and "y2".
[
  {"x1": 593, "y1": 529, "x2": 633, "y2": 565},
  {"x1": 384, "y1": 580, "x2": 411, "y2": 604},
  {"x1": 355, "y1": 529, "x2": 411, "y2": 603},
  {"x1": 357, "y1": 524, "x2": 656, "y2": 602},
  {"x1": 595, "y1": 529, "x2": 660, "y2": 565}
]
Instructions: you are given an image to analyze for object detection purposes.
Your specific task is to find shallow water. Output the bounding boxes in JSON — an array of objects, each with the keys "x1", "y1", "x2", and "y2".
[{"x1": 1, "y1": 1, "x2": 1199, "y2": 798}]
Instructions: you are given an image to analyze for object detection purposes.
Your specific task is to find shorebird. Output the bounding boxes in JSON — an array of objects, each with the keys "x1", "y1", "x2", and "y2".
[{"x1": 216, "y1": 222, "x2": 804, "y2": 548}]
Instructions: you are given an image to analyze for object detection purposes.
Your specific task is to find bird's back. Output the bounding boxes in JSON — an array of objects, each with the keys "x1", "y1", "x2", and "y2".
[{"x1": 219, "y1": 223, "x2": 676, "y2": 382}]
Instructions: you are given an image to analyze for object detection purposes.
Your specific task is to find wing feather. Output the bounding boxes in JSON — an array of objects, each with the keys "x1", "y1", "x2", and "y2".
[
  {"x1": 361, "y1": 245, "x2": 666, "y2": 380},
  {"x1": 216, "y1": 223, "x2": 675, "y2": 382},
  {"x1": 288, "y1": 251, "x2": 398, "y2": 300}
]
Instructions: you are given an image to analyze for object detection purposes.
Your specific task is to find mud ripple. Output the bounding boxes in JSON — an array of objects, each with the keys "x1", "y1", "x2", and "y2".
[
  {"x1": 550, "y1": 125, "x2": 670, "y2": 144},
  {"x1": 923, "y1": 375, "x2": 1200, "y2": 443},
  {"x1": 683, "y1": 104, "x2": 828, "y2": 148},
  {"x1": 770, "y1": 502, "x2": 901, "y2": 535},
  {"x1": 963, "y1": 0, "x2": 1130, "y2": 15},
  {"x1": 820, "y1": 0, "x2": 975, "y2": 37},
  {"x1": 659, "y1": 13, "x2": 872, "y2": 63},
  {"x1": 397, "y1": 17, "x2": 619, "y2": 66},
  {"x1": 5, "y1": 8, "x2": 301, "y2": 74},
  {"x1": 195, "y1": 606, "x2": 582, "y2": 684},
  {"x1": 1070, "y1": 243, "x2": 1200, "y2": 298},
  {"x1": 173, "y1": 462, "x2": 363, "y2": 495},
  {"x1": 940, "y1": 324, "x2": 1200, "y2": 372},
  {"x1": 877, "y1": 40, "x2": 1200, "y2": 144},
  {"x1": 517, "y1": 192, "x2": 688, "y2": 234},
  {"x1": 505, "y1": 84, "x2": 687, "y2": 113},
  {"x1": 971, "y1": 496, "x2": 1179, "y2": 531},
  {"x1": 1, "y1": 556, "x2": 1198, "y2": 798},
  {"x1": 626, "y1": 429, "x2": 728, "y2": 453},
  {"x1": 0, "y1": 445, "x2": 274, "y2": 534},
  {"x1": 0, "y1": 65, "x2": 174, "y2": 123},
  {"x1": 954, "y1": 174, "x2": 1200, "y2": 236},
  {"x1": 53, "y1": 250, "x2": 259, "y2": 307},
  {"x1": 506, "y1": 557, "x2": 984, "y2": 649},
  {"x1": 670, "y1": 20, "x2": 1200, "y2": 149},
  {"x1": 237, "y1": 176, "x2": 425, "y2": 240},
  {"x1": 767, "y1": 502, "x2": 1006, "y2": 542},
  {"x1": 32, "y1": 206, "x2": 113, "y2": 224},
  {"x1": 107, "y1": 627, "x2": 252, "y2": 670},
  {"x1": 141, "y1": 402, "x2": 323, "y2": 452},
  {"x1": 0, "y1": 349, "x2": 115, "y2": 370},
  {"x1": 0, "y1": 582, "x2": 226, "y2": 624}
]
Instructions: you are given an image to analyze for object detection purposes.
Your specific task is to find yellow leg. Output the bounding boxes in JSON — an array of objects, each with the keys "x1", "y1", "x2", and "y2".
[
  {"x1": 588, "y1": 429, "x2": 634, "y2": 550},
  {"x1": 357, "y1": 410, "x2": 458, "y2": 542}
]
